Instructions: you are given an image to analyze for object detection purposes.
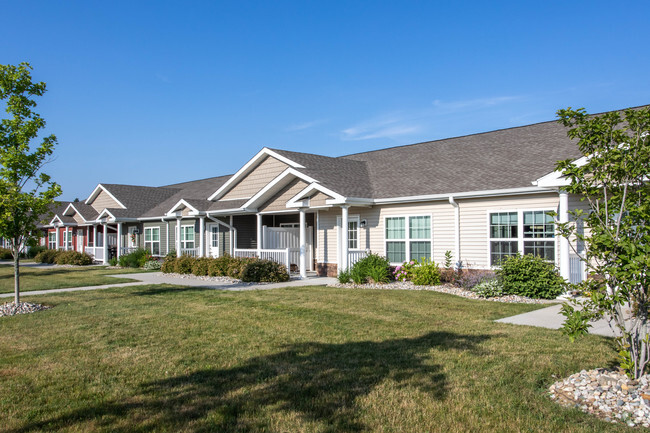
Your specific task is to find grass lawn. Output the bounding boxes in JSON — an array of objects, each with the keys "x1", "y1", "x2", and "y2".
[
  {"x1": 0, "y1": 285, "x2": 628, "y2": 432},
  {"x1": 0, "y1": 264, "x2": 146, "y2": 294}
]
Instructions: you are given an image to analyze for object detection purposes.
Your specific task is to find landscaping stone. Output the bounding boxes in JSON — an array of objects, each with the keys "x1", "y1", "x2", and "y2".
[
  {"x1": 0, "y1": 301, "x2": 51, "y2": 317},
  {"x1": 549, "y1": 368, "x2": 650, "y2": 427},
  {"x1": 330, "y1": 281, "x2": 556, "y2": 304},
  {"x1": 162, "y1": 272, "x2": 260, "y2": 285}
]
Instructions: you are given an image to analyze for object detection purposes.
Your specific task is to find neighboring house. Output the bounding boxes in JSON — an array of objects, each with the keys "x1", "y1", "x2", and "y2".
[{"x1": 41, "y1": 112, "x2": 600, "y2": 283}]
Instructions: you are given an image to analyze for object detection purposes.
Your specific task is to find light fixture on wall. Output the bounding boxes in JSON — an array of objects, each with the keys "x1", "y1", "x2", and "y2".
[{"x1": 360, "y1": 219, "x2": 367, "y2": 228}]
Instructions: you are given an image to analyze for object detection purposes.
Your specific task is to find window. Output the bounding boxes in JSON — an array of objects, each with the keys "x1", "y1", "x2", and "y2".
[
  {"x1": 144, "y1": 227, "x2": 160, "y2": 255},
  {"x1": 48, "y1": 232, "x2": 56, "y2": 249},
  {"x1": 180, "y1": 225, "x2": 195, "y2": 249},
  {"x1": 489, "y1": 212, "x2": 518, "y2": 265},
  {"x1": 385, "y1": 215, "x2": 431, "y2": 263},
  {"x1": 62, "y1": 230, "x2": 72, "y2": 249},
  {"x1": 348, "y1": 220, "x2": 358, "y2": 249},
  {"x1": 210, "y1": 226, "x2": 219, "y2": 248},
  {"x1": 489, "y1": 210, "x2": 555, "y2": 266}
]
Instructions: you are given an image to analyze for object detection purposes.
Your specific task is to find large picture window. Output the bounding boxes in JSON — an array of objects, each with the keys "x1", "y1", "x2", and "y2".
[
  {"x1": 489, "y1": 210, "x2": 555, "y2": 266},
  {"x1": 180, "y1": 225, "x2": 195, "y2": 250},
  {"x1": 385, "y1": 215, "x2": 431, "y2": 263},
  {"x1": 144, "y1": 227, "x2": 160, "y2": 255}
]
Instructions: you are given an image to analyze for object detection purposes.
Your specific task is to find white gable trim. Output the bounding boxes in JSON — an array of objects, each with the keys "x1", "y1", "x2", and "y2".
[
  {"x1": 207, "y1": 148, "x2": 305, "y2": 201},
  {"x1": 286, "y1": 183, "x2": 345, "y2": 208},
  {"x1": 166, "y1": 199, "x2": 200, "y2": 216},
  {"x1": 62, "y1": 203, "x2": 88, "y2": 222},
  {"x1": 49, "y1": 215, "x2": 64, "y2": 226},
  {"x1": 97, "y1": 208, "x2": 117, "y2": 221},
  {"x1": 532, "y1": 156, "x2": 588, "y2": 188},
  {"x1": 85, "y1": 184, "x2": 127, "y2": 209},
  {"x1": 240, "y1": 168, "x2": 317, "y2": 211}
]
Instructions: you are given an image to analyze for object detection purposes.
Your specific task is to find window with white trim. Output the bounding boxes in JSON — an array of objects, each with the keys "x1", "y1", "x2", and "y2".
[
  {"x1": 489, "y1": 210, "x2": 555, "y2": 266},
  {"x1": 180, "y1": 225, "x2": 195, "y2": 249},
  {"x1": 144, "y1": 227, "x2": 160, "y2": 255},
  {"x1": 48, "y1": 232, "x2": 56, "y2": 249},
  {"x1": 348, "y1": 220, "x2": 358, "y2": 249},
  {"x1": 385, "y1": 215, "x2": 432, "y2": 263},
  {"x1": 63, "y1": 231, "x2": 72, "y2": 249}
]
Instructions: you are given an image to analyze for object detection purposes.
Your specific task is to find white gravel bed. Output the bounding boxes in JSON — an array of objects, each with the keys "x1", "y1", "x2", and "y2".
[
  {"x1": 162, "y1": 272, "x2": 266, "y2": 285},
  {"x1": 0, "y1": 301, "x2": 52, "y2": 317},
  {"x1": 329, "y1": 281, "x2": 556, "y2": 304},
  {"x1": 550, "y1": 369, "x2": 650, "y2": 427}
]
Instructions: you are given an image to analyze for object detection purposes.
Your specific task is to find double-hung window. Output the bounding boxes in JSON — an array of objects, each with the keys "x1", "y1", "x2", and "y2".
[
  {"x1": 180, "y1": 225, "x2": 195, "y2": 250},
  {"x1": 48, "y1": 232, "x2": 56, "y2": 250},
  {"x1": 62, "y1": 231, "x2": 72, "y2": 250},
  {"x1": 385, "y1": 215, "x2": 431, "y2": 263},
  {"x1": 489, "y1": 210, "x2": 555, "y2": 266},
  {"x1": 348, "y1": 220, "x2": 359, "y2": 250},
  {"x1": 144, "y1": 227, "x2": 160, "y2": 255}
]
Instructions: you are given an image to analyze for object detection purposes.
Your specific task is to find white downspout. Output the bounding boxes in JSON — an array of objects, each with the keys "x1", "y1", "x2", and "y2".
[
  {"x1": 299, "y1": 208, "x2": 307, "y2": 279},
  {"x1": 340, "y1": 205, "x2": 349, "y2": 272},
  {"x1": 449, "y1": 196, "x2": 460, "y2": 267},
  {"x1": 559, "y1": 191, "x2": 571, "y2": 282}
]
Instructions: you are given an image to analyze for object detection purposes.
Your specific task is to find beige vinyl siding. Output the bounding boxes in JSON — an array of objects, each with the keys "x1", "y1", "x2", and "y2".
[
  {"x1": 310, "y1": 192, "x2": 332, "y2": 207},
  {"x1": 568, "y1": 193, "x2": 590, "y2": 253},
  {"x1": 459, "y1": 193, "x2": 560, "y2": 268},
  {"x1": 222, "y1": 156, "x2": 289, "y2": 200},
  {"x1": 72, "y1": 213, "x2": 85, "y2": 224},
  {"x1": 258, "y1": 179, "x2": 309, "y2": 212},
  {"x1": 90, "y1": 189, "x2": 121, "y2": 212}
]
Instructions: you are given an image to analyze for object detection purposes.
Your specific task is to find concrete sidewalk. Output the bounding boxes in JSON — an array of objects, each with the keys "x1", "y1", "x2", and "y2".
[
  {"x1": 496, "y1": 303, "x2": 618, "y2": 337},
  {"x1": 0, "y1": 272, "x2": 337, "y2": 299}
]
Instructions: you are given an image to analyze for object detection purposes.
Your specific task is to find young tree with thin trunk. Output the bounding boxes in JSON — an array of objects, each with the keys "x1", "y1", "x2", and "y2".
[
  {"x1": 556, "y1": 106, "x2": 650, "y2": 379},
  {"x1": 0, "y1": 63, "x2": 61, "y2": 304}
]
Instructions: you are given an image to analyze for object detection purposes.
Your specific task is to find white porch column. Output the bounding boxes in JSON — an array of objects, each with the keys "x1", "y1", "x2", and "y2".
[
  {"x1": 199, "y1": 216, "x2": 205, "y2": 257},
  {"x1": 116, "y1": 223, "x2": 123, "y2": 259},
  {"x1": 340, "y1": 205, "x2": 349, "y2": 272},
  {"x1": 55, "y1": 226, "x2": 60, "y2": 250},
  {"x1": 176, "y1": 217, "x2": 182, "y2": 254},
  {"x1": 230, "y1": 215, "x2": 234, "y2": 253},
  {"x1": 299, "y1": 208, "x2": 307, "y2": 279},
  {"x1": 559, "y1": 191, "x2": 571, "y2": 281},
  {"x1": 165, "y1": 220, "x2": 169, "y2": 255},
  {"x1": 102, "y1": 222, "x2": 108, "y2": 265},
  {"x1": 65, "y1": 227, "x2": 69, "y2": 250},
  {"x1": 93, "y1": 224, "x2": 97, "y2": 250},
  {"x1": 256, "y1": 213, "x2": 263, "y2": 257}
]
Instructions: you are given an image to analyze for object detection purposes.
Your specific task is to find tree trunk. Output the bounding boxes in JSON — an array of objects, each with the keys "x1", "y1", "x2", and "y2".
[{"x1": 13, "y1": 252, "x2": 20, "y2": 304}]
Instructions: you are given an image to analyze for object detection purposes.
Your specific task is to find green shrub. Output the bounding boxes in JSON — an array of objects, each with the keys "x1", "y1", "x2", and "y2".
[
  {"x1": 161, "y1": 257, "x2": 176, "y2": 273},
  {"x1": 143, "y1": 259, "x2": 161, "y2": 270},
  {"x1": 118, "y1": 248, "x2": 151, "y2": 268},
  {"x1": 174, "y1": 255, "x2": 194, "y2": 274},
  {"x1": 0, "y1": 247, "x2": 13, "y2": 260},
  {"x1": 166, "y1": 250, "x2": 177, "y2": 259},
  {"x1": 208, "y1": 255, "x2": 234, "y2": 276},
  {"x1": 496, "y1": 253, "x2": 564, "y2": 299},
  {"x1": 346, "y1": 253, "x2": 390, "y2": 284},
  {"x1": 108, "y1": 257, "x2": 118, "y2": 266},
  {"x1": 227, "y1": 257, "x2": 256, "y2": 279},
  {"x1": 241, "y1": 259, "x2": 290, "y2": 283},
  {"x1": 337, "y1": 269, "x2": 351, "y2": 284},
  {"x1": 455, "y1": 269, "x2": 495, "y2": 290},
  {"x1": 54, "y1": 250, "x2": 93, "y2": 266},
  {"x1": 393, "y1": 260, "x2": 416, "y2": 282},
  {"x1": 411, "y1": 259, "x2": 441, "y2": 286},
  {"x1": 26, "y1": 245, "x2": 47, "y2": 259},
  {"x1": 191, "y1": 257, "x2": 211, "y2": 276},
  {"x1": 349, "y1": 265, "x2": 367, "y2": 284},
  {"x1": 34, "y1": 249, "x2": 59, "y2": 264},
  {"x1": 472, "y1": 279, "x2": 505, "y2": 298}
]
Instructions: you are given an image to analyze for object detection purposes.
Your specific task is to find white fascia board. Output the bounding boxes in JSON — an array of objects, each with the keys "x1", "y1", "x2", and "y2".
[
  {"x1": 286, "y1": 183, "x2": 346, "y2": 208},
  {"x1": 97, "y1": 209, "x2": 117, "y2": 221},
  {"x1": 165, "y1": 199, "x2": 199, "y2": 217},
  {"x1": 84, "y1": 184, "x2": 127, "y2": 209},
  {"x1": 372, "y1": 186, "x2": 554, "y2": 205},
  {"x1": 49, "y1": 215, "x2": 64, "y2": 226},
  {"x1": 207, "y1": 147, "x2": 305, "y2": 201},
  {"x1": 241, "y1": 168, "x2": 318, "y2": 210},
  {"x1": 532, "y1": 156, "x2": 589, "y2": 188}
]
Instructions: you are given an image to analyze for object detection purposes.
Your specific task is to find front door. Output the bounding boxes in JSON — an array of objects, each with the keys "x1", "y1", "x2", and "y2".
[
  {"x1": 77, "y1": 229, "x2": 84, "y2": 252},
  {"x1": 208, "y1": 224, "x2": 220, "y2": 258}
]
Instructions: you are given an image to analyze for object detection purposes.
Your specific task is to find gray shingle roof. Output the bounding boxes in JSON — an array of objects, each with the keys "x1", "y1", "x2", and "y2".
[
  {"x1": 67, "y1": 202, "x2": 99, "y2": 221},
  {"x1": 99, "y1": 184, "x2": 181, "y2": 218}
]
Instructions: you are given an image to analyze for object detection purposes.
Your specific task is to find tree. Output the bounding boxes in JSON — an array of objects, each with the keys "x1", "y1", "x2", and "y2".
[
  {"x1": 0, "y1": 63, "x2": 61, "y2": 304},
  {"x1": 556, "y1": 106, "x2": 650, "y2": 379}
]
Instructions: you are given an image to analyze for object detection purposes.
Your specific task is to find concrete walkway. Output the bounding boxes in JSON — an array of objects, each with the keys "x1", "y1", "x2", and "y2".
[
  {"x1": 496, "y1": 303, "x2": 618, "y2": 338},
  {"x1": 1, "y1": 272, "x2": 337, "y2": 299}
]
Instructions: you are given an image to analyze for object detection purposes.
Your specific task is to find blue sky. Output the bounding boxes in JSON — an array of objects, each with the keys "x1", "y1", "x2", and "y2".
[{"x1": 2, "y1": 1, "x2": 649, "y2": 201}]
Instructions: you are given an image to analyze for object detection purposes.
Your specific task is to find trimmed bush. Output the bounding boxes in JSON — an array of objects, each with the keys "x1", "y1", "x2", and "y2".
[
  {"x1": 54, "y1": 250, "x2": 93, "y2": 266},
  {"x1": 208, "y1": 255, "x2": 234, "y2": 277},
  {"x1": 227, "y1": 257, "x2": 256, "y2": 279},
  {"x1": 347, "y1": 253, "x2": 390, "y2": 284},
  {"x1": 0, "y1": 247, "x2": 13, "y2": 260},
  {"x1": 411, "y1": 259, "x2": 441, "y2": 286},
  {"x1": 174, "y1": 255, "x2": 194, "y2": 274},
  {"x1": 118, "y1": 248, "x2": 151, "y2": 268},
  {"x1": 161, "y1": 257, "x2": 176, "y2": 273},
  {"x1": 143, "y1": 259, "x2": 161, "y2": 270},
  {"x1": 241, "y1": 259, "x2": 290, "y2": 283},
  {"x1": 26, "y1": 245, "x2": 47, "y2": 259},
  {"x1": 191, "y1": 257, "x2": 211, "y2": 276},
  {"x1": 496, "y1": 253, "x2": 564, "y2": 299},
  {"x1": 34, "y1": 249, "x2": 59, "y2": 264}
]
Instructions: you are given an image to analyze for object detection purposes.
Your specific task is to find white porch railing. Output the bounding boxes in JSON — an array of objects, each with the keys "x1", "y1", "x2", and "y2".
[
  {"x1": 85, "y1": 246, "x2": 104, "y2": 262},
  {"x1": 179, "y1": 248, "x2": 199, "y2": 257},
  {"x1": 348, "y1": 249, "x2": 370, "y2": 268},
  {"x1": 120, "y1": 247, "x2": 138, "y2": 256},
  {"x1": 234, "y1": 248, "x2": 292, "y2": 273},
  {"x1": 569, "y1": 253, "x2": 585, "y2": 284}
]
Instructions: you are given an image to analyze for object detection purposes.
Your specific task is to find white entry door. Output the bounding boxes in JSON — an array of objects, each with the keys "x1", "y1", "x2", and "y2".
[
  {"x1": 208, "y1": 224, "x2": 220, "y2": 258},
  {"x1": 77, "y1": 229, "x2": 84, "y2": 252}
]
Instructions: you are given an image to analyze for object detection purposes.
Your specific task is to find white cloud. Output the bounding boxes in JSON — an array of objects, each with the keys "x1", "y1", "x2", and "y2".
[
  {"x1": 341, "y1": 113, "x2": 421, "y2": 141},
  {"x1": 285, "y1": 119, "x2": 327, "y2": 132}
]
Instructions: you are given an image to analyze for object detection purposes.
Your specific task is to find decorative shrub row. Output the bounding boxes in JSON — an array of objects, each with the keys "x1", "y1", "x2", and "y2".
[
  {"x1": 34, "y1": 249, "x2": 93, "y2": 265},
  {"x1": 161, "y1": 254, "x2": 290, "y2": 283},
  {"x1": 118, "y1": 248, "x2": 152, "y2": 268},
  {"x1": 0, "y1": 247, "x2": 13, "y2": 260}
]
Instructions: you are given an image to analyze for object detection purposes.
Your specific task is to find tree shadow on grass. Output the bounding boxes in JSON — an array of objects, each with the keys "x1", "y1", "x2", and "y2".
[
  {"x1": 11, "y1": 331, "x2": 490, "y2": 432},
  {"x1": 131, "y1": 285, "x2": 213, "y2": 296}
]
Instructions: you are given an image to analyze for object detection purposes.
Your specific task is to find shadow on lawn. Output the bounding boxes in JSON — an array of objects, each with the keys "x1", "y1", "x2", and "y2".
[
  {"x1": 131, "y1": 285, "x2": 212, "y2": 296},
  {"x1": 11, "y1": 331, "x2": 490, "y2": 432}
]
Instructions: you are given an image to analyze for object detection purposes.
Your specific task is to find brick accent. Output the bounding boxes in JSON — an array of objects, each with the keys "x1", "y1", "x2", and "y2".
[{"x1": 317, "y1": 263, "x2": 338, "y2": 277}]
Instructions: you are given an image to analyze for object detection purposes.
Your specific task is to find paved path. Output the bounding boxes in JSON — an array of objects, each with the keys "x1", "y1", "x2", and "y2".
[
  {"x1": 0, "y1": 272, "x2": 337, "y2": 298},
  {"x1": 496, "y1": 303, "x2": 618, "y2": 337}
]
